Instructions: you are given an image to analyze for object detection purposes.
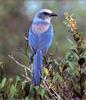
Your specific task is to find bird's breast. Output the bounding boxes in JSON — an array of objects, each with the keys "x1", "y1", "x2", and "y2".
[{"x1": 31, "y1": 23, "x2": 50, "y2": 35}]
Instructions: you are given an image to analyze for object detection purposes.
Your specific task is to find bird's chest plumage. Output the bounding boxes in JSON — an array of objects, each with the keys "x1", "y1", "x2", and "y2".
[
  {"x1": 29, "y1": 22, "x2": 53, "y2": 54},
  {"x1": 31, "y1": 22, "x2": 49, "y2": 35}
]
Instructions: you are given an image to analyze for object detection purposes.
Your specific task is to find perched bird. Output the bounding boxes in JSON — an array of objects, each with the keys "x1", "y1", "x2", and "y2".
[{"x1": 28, "y1": 9, "x2": 57, "y2": 85}]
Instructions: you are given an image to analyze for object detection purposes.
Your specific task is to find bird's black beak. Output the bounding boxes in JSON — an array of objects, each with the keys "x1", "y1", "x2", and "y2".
[{"x1": 50, "y1": 13, "x2": 58, "y2": 17}]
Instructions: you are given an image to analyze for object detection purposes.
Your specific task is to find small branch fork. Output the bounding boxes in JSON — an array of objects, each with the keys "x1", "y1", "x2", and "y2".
[{"x1": 8, "y1": 54, "x2": 63, "y2": 100}]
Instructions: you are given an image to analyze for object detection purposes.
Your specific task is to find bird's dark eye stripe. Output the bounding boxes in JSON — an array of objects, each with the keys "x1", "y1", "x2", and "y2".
[{"x1": 43, "y1": 12, "x2": 50, "y2": 15}]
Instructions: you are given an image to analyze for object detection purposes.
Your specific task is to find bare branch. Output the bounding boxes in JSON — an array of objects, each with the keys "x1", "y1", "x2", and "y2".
[
  {"x1": 21, "y1": 74, "x2": 31, "y2": 82},
  {"x1": 42, "y1": 80, "x2": 63, "y2": 100},
  {"x1": 8, "y1": 54, "x2": 32, "y2": 73}
]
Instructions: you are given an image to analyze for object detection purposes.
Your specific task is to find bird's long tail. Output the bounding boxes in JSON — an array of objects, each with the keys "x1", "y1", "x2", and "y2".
[{"x1": 32, "y1": 49, "x2": 42, "y2": 85}]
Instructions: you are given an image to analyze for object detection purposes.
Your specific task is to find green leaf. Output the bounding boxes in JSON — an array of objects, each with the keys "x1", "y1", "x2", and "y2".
[
  {"x1": 42, "y1": 67, "x2": 49, "y2": 76},
  {"x1": 53, "y1": 72, "x2": 62, "y2": 82},
  {"x1": 67, "y1": 62, "x2": 76, "y2": 77},
  {"x1": 9, "y1": 84, "x2": 17, "y2": 99},
  {"x1": 34, "y1": 86, "x2": 39, "y2": 90},
  {"x1": 25, "y1": 96, "x2": 29, "y2": 100},
  {"x1": 16, "y1": 75, "x2": 21, "y2": 82},
  {"x1": 0, "y1": 77, "x2": 6, "y2": 89},
  {"x1": 36, "y1": 87, "x2": 45, "y2": 98},
  {"x1": 40, "y1": 89, "x2": 45, "y2": 98}
]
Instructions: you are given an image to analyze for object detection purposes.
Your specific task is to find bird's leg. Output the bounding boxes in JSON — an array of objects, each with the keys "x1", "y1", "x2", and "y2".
[{"x1": 29, "y1": 53, "x2": 34, "y2": 64}]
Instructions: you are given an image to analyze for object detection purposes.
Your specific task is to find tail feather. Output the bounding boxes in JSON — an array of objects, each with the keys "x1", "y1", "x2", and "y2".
[{"x1": 32, "y1": 49, "x2": 42, "y2": 85}]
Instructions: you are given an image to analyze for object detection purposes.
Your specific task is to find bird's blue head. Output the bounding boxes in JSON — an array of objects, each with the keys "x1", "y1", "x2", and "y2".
[{"x1": 33, "y1": 9, "x2": 57, "y2": 24}]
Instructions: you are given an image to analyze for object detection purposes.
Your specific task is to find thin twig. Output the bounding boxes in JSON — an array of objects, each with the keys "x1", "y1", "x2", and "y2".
[
  {"x1": 42, "y1": 80, "x2": 63, "y2": 100},
  {"x1": 24, "y1": 68, "x2": 28, "y2": 77},
  {"x1": 21, "y1": 74, "x2": 31, "y2": 82},
  {"x1": 50, "y1": 86, "x2": 63, "y2": 100},
  {"x1": 8, "y1": 54, "x2": 32, "y2": 72}
]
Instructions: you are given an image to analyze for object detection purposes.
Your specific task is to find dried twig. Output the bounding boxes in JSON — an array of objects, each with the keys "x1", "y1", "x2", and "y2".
[
  {"x1": 8, "y1": 54, "x2": 32, "y2": 72},
  {"x1": 21, "y1": 74, "x2": 31, "y2": 82},
  {"x1": 24, "y1": 68, "x2": 28, "y2": 77},
  {"x1": 42, "y1": 80, "x2": 63, "y2": 100}
]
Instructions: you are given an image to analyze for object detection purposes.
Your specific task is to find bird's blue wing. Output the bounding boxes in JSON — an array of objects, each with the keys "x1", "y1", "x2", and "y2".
[{"x1": 28, "y1": 28, "x2": 38, "y2": 53}]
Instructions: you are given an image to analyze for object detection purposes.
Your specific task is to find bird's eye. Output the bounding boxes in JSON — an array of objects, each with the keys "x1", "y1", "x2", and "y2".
[
  {"x1": 38, "y1": 12, "x2": 50, "y2": 19},
  {"x1": 43, "y1": 12, "x2": 49, "y2": 16}
]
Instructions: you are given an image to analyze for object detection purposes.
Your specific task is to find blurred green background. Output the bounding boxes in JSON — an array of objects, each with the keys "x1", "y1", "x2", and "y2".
[{"x1": 0, "y1": 0, "x2": 86, "y2": 76}]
